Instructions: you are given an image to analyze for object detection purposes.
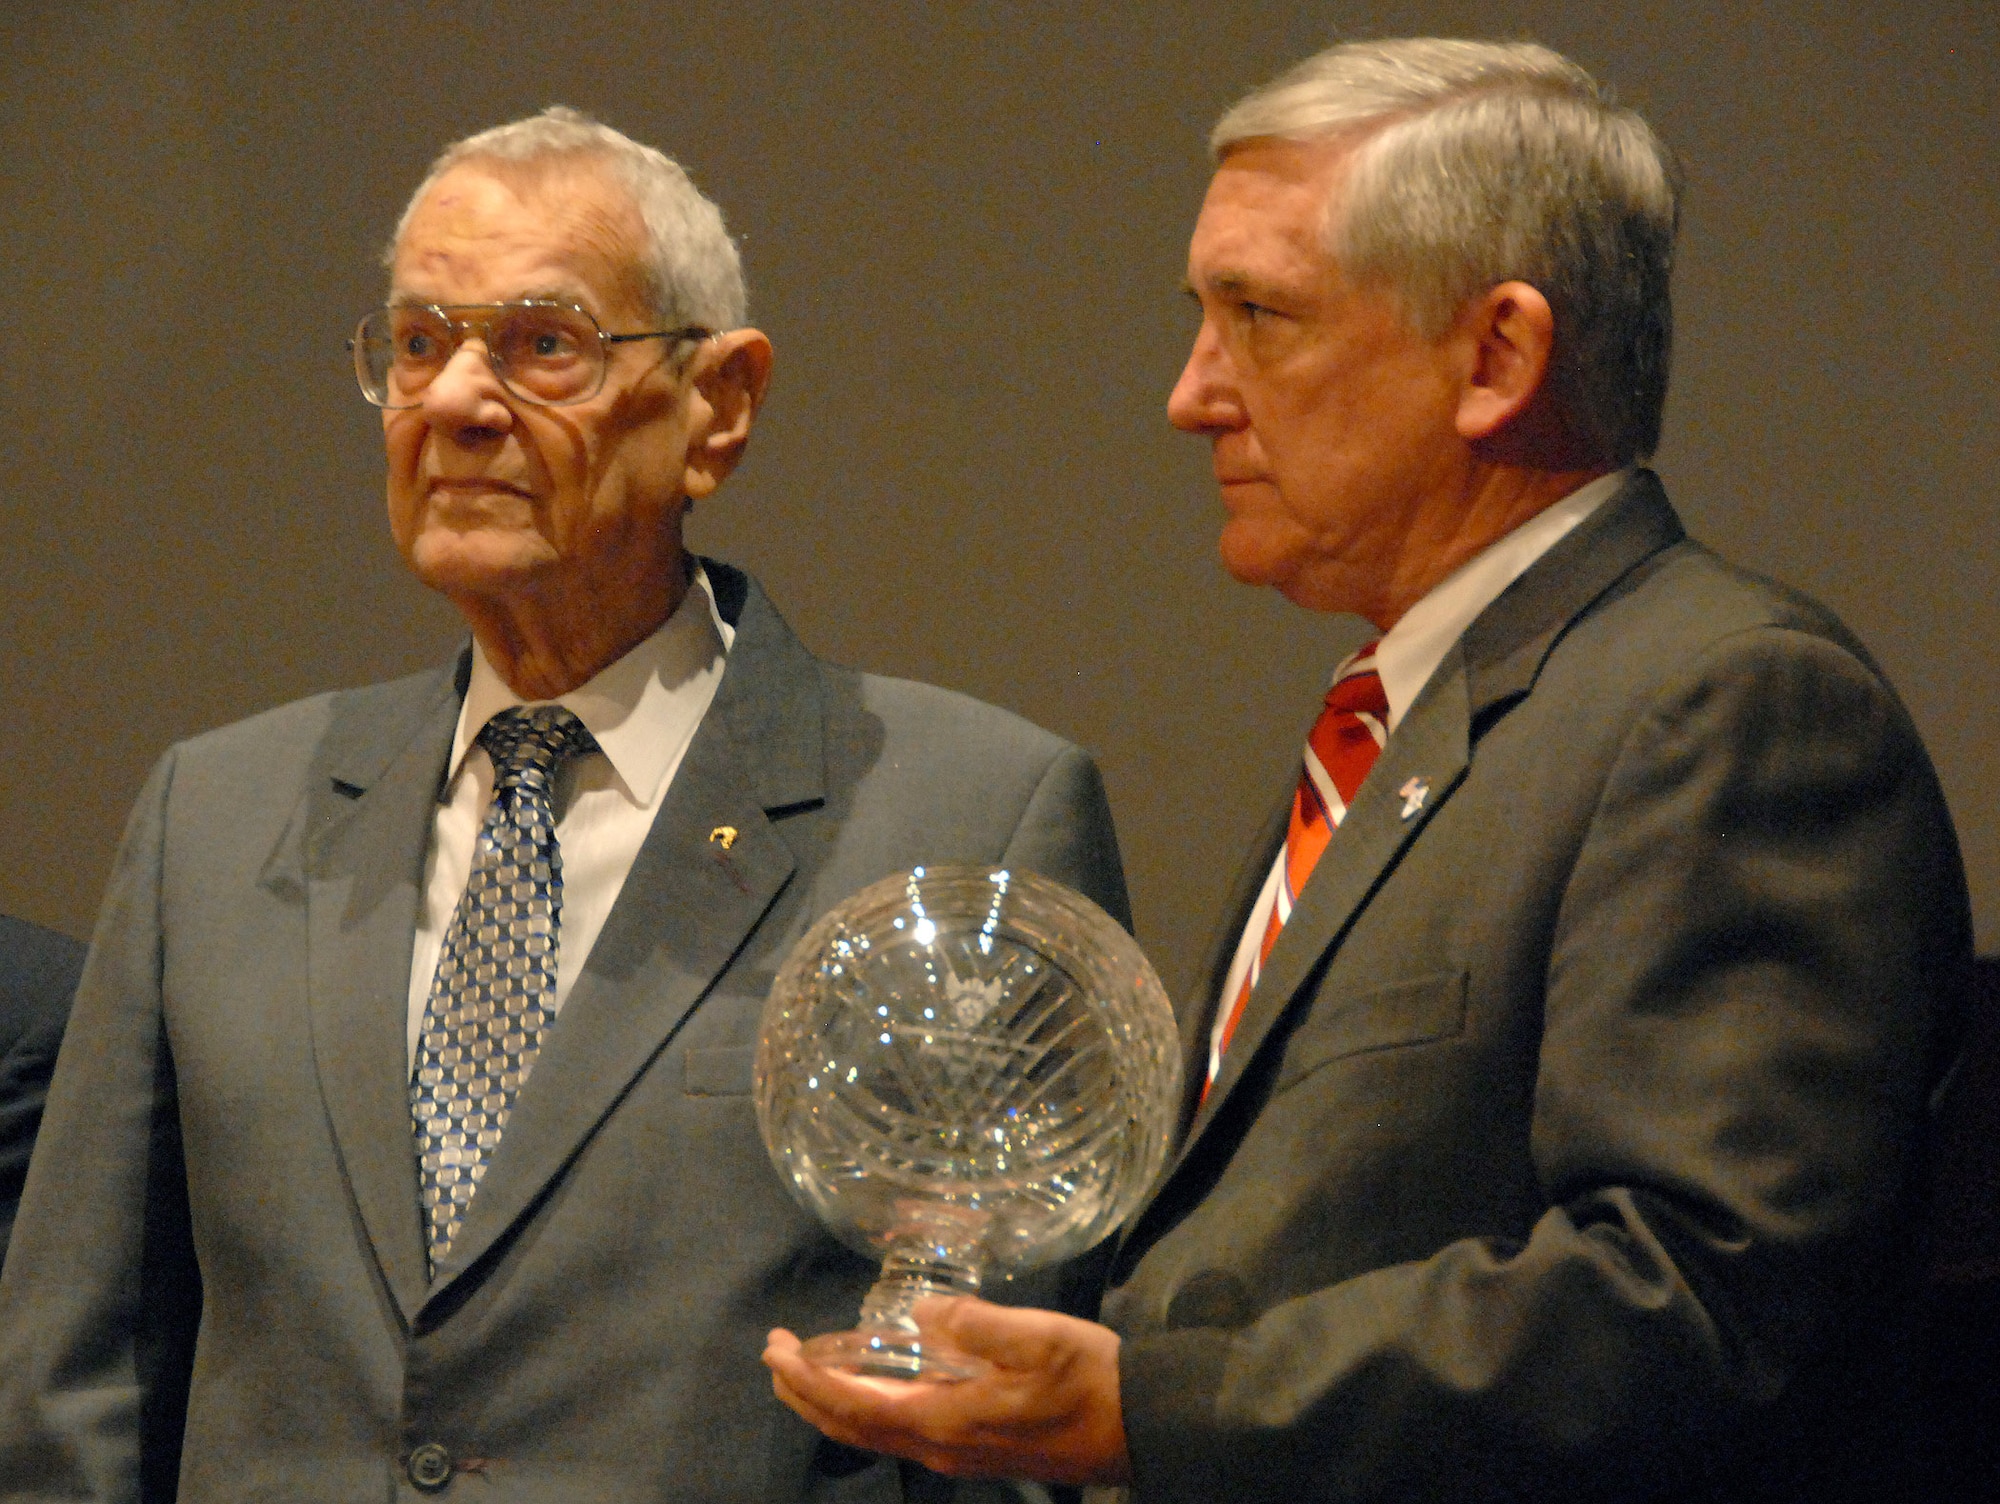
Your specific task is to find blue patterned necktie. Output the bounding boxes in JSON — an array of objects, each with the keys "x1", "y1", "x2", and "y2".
[{"x1": 411, "y1": 704, "x2": 598, "y2": 1268}]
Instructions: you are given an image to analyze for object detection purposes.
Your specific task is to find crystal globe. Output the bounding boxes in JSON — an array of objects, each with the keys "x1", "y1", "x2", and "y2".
[{"x1": 755, "y1": 865, "x2": 1180, "y2": 1380}]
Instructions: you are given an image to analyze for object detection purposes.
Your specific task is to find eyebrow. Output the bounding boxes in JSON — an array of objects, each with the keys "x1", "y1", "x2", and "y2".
[
  {"x1": 386, "y1": 286, "x2": 591, "y2": 309},
  {"x1": 1200, "y1": 271, "x2": 1270, "y2": 301}
]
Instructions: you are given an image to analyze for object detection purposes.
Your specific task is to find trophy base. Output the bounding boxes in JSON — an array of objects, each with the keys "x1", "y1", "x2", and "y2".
[
  {"x1": 803, "y1": 1204, "x2": 994, "y2": 1382},
  {"x1": 800, "y1": 1326, "x2": 991, "y2": 1383}
]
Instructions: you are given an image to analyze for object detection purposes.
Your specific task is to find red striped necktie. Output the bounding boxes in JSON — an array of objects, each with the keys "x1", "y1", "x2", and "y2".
[{"x1": 1207, "y1": 642, "x2": 1388, "y2": 1092}]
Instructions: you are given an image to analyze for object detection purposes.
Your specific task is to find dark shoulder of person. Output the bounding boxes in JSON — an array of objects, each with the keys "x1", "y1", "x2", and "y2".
[{"x1": 0, "y1": 914, "x2": 88, "y2": 1258}]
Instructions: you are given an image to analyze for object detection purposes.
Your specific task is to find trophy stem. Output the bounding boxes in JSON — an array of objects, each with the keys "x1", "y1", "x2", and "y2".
[{"x1": 800, "y1": 1203, "x2": 991, "y2": 1382}]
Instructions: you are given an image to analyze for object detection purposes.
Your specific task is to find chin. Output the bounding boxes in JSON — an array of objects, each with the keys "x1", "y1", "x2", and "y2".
[
  {"x1": 1218, "y1": 531, "x2": 1368, "y2": 620},
  {"x1": 1215, "y1": 522, "x2": 1294, "y2": 591},
  {"x1": 404, "y1": 528, "x2": 555, "y2": 600}
]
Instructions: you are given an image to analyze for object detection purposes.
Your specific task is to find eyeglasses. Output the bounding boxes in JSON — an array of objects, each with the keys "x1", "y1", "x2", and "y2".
[{"x1": 349, "y1": 301, "x2": 711, "y2": 408}]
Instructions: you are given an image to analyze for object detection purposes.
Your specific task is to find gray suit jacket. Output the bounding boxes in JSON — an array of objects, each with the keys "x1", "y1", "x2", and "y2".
[
  {"x1": 0, "y1": 562, "x2": 1128, "y2": 1504},
  {"x1": 1098, "y1": 475, "x2": 1969, "y2": 1504}
]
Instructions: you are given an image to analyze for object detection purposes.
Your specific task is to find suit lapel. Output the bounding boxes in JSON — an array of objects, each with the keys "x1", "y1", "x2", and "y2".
[
  {"x1": 1137, "y1": 473, "x2": 1689, "y2": 1216},
  {"x1": 301, "y1": 664, "x2": 464, "y2": 1324},
  {"x1": 426, "y1": 566, "x2": 823, "y2": 1294}
]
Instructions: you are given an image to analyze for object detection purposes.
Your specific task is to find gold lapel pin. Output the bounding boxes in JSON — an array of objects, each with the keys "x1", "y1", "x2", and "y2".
[{"x1": 708, "y1": 824, "x2": 739, "y2": 850}]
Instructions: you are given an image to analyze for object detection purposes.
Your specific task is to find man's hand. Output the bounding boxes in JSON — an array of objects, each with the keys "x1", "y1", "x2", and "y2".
[{"x1": 763, "y1": 1296, "x2": 1132, "y2": 1486}]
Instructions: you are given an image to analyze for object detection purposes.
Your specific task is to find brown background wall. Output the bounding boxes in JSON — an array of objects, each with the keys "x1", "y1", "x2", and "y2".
[{"x1": 2, "y1": 0, "x2": 1994, "y2": 1001}]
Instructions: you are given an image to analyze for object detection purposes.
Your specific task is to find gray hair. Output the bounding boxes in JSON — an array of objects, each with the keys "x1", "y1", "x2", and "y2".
[
  {"x1": 386, "y1": 106, "x2": 747, "y2": 330},
  {"x1": 1214, "y1": 39, "x2": 1680, "y2": 465}
]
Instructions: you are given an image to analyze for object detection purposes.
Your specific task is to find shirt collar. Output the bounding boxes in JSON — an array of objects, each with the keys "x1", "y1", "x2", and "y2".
[
  {"x1": 1372, "y1": 470, "x2": 1629, "y2": 730},
  {"x1": 449, "y1": 564, "x2": 735, "y2": 805}
]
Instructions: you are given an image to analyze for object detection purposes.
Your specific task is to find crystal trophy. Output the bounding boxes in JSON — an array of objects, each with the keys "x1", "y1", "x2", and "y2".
[{"x1": 755, "y1": 865, "x2": 1180, "y2": 1381}]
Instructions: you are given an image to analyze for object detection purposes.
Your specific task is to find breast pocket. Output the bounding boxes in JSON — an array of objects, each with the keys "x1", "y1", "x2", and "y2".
[
  {"x1": 1274, "y1": 970, "x2": 1468, "y2": 1091},
  {"x1": 683, "y1": 1046, "x2": 757, "y2": 1096}
]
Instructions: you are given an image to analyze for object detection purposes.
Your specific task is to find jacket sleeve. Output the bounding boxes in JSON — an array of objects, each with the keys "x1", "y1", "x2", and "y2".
[
  {"x1": 997, "y1": 743, "x2": 1133, "y2": 936},
  {"x1": 1114, "y1": 626, "x2": 1968, "y2": 1503},
  {"x1": 0, "y1": 750, "x2": 201, "y2": 1504}
]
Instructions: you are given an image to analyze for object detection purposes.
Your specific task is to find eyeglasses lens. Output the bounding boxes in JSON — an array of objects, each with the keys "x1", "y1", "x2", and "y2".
[{"x1": 354, "y1": 305, "x2": 605, "y2": 407}]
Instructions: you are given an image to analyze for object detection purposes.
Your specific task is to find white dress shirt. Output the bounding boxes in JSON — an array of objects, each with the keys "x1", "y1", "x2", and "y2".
[
  {"x1": 1209, "y1": 472, "x2": 1629, "y2": 1079},
  {"x1": 405, "y1": 567, "x2": 735, "y2": 1066}
]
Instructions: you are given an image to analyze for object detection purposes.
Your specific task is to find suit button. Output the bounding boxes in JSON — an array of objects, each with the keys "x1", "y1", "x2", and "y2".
[{"x1": 407, "y1": 1443, "x2": 453, "y2": 1491}]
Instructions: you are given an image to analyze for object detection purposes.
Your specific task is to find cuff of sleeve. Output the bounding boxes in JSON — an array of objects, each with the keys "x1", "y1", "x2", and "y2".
[{"x1": 1118, "y1": 1327, "x2": 1235, "y2": 1504}]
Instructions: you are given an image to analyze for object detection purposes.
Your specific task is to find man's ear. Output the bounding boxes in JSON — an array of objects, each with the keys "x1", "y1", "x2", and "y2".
[
  {"x1": 1453, "y1": 281, "x2": 1555, "y2": 445},
  {"x1": 683, "y1": 329, "x2": 774, "y2": 501}
]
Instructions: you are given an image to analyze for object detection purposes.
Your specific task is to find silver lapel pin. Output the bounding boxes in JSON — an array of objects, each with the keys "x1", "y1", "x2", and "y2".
[{"x1": 1398, "y1": 776, "x2": 1430, "y2": 820}]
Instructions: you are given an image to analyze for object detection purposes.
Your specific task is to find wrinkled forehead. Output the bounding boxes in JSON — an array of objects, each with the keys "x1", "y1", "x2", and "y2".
[{"x1": 390, "y1": 156, "x2": 653, "y2": 317}]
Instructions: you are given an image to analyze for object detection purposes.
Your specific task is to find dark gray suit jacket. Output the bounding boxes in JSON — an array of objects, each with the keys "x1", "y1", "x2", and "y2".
[
  {"x1": 0, "y1": 914, "x2": 86, "y2": 1260},
  {"x1": 0, "y1": 562, "x2": 1128, "y2": 1504},
  {"x1": 1099, "y1": 476, "x2": 1969, "y2": 1504}
]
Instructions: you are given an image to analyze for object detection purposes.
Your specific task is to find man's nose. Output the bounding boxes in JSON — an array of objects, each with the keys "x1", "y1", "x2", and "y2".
[
  {"x1": 421, "y1": 339, "x2": 514, "y2": 437},
  {"x1": 1166, "y1": 325, "x2": 1244, "y2": 435}
]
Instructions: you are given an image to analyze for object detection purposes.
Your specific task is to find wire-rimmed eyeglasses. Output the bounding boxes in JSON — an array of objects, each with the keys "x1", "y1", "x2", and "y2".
[{"x1": 349, "y1": 301, "x2": 711, "y2": 409}]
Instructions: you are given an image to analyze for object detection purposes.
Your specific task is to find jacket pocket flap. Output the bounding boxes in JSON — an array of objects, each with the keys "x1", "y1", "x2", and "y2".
[{"x1": 1275, "y1": 971, "x2": 1468, "y2": 1089}]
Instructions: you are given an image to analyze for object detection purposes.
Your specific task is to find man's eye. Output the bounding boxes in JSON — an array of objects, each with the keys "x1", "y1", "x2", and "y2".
[
  {"x1": 401, "y1": 332, "x2": 436, "y2": 359},
  {"x1": 507, "y1": 322, "x2": 582, "y2": 363}
]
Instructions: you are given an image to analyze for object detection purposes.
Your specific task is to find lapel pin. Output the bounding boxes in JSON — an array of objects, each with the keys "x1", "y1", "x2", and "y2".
[
  {"x1": 708, "y1": 824, "x2": 739, "y2": 850},
  {"x1": 1398, "y1": 777, "x2": 1430, "y2": 821}
]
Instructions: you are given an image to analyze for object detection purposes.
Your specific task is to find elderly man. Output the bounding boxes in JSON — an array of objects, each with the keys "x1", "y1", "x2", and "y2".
[
  {"x1": 0, "y1": 109, "x2": 1124, "y2": 1502},
  {"x1": 765, "y1": 39, "x2": 1970, "y2": 1503}
]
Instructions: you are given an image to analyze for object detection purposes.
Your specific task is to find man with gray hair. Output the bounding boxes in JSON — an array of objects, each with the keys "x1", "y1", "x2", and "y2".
[
  {"x1": 766, "y1": 39, "x2": 1968, "y2": 1503},
  {"x1": 0, "y1": 108, "x2": 1125, "y2": 1502}
]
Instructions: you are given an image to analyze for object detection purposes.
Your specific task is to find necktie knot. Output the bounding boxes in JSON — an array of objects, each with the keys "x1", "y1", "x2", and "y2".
[
  {"x1": 1321, "y1": 641, "x2": 1387, "y2": 719},
  {"x1": 479, "y1": 705, "x2": 598, "y2": 795}
]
